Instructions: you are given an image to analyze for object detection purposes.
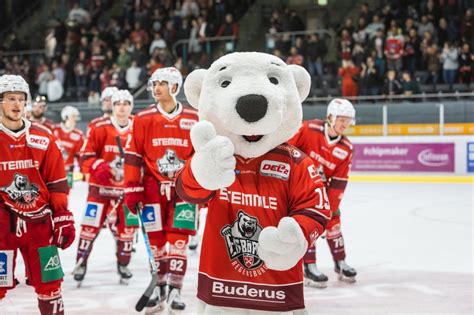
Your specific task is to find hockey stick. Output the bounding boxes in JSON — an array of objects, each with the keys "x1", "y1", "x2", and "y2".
[{"x1": 135, "y1": 203, "x2": 159, "y2": 312}]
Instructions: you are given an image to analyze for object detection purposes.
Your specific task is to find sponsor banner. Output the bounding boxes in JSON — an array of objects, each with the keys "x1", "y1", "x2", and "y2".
[
  {"x1": 38, "y1": 245, "x2": 64, "y2": 282},
  {"x1": 345, "y1": 123, "x2": 474, "y2": 136},
  {"x1": 467, "y1": 142, "x2": 474, "y2": 173},
  {"x1": 352, "y1": 143, "x2": 455, "y2": 172},
  {"x1": 0, "y1": 250, "x2": 13, "y2": 287},
  {"x1": 197, "y1": 273, "x2": 304, "y2": 312}
]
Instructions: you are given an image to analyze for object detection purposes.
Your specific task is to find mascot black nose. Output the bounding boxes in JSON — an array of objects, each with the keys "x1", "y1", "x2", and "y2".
[{"x1": 236, "y1": 94, "x2": 268, "y2": 123}]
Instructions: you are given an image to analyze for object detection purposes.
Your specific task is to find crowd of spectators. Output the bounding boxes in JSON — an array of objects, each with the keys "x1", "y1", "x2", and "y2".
[
  {"x1": 0, "y1": 0, "x2": 252, "y2": 102},
  {"x1": 268, "y1": 1, "x2": 474, "y2": 98},
  {"x1": 1, "y1": 0, "x2": 473, "y2": 101}
]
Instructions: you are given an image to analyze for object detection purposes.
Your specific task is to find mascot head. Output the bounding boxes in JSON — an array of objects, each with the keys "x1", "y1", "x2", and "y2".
[{"x1": 184, "y1": 52, "x2": 310, "y2": 158}]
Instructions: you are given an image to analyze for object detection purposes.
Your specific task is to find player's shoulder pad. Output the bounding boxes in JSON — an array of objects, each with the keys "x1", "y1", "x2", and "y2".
[
  {"x1": 271, "y1": 143, "x2": 309, "y2": 164},
  {"x1": 137, "y1": 104, "x2": 158, "y2": 117},
  {"x1": 181, "y1": 103, "x2": 198, "y2": 117},
  {"x1": 339, "y1": 135, "x2": 353, "y2": 151},
  {"x1": 90, "y1": 116, "x2": 107, "y2": 125},
  {"x1": 30, "y1": 122, "x2": 53, "y2": 135},
  {"x1": 306, "y1": 119, "x2": 325, "y2": 132},
  {"x1": 95, "y1": 118, "x2": 112, "y2": 129},
  {"x1": 73, "y1": 128, "x2": 84, "y2": 136}
]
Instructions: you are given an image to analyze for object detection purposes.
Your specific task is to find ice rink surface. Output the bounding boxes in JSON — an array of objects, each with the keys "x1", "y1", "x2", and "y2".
[{"x1": 1, "y1": 180, "x2": 472, "y2": 314}]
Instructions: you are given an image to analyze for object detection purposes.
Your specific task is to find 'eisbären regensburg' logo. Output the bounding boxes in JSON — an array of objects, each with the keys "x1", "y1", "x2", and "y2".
[{"x1": 221, "y1": 211, "x2": 267, "y2": 276}]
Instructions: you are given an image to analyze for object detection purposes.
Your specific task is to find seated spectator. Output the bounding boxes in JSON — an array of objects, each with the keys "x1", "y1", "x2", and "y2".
[
  {"x1": 401, "y1": 71, "x2": 420, "y2": 96},
  {"x1": 383, "y1": 70, "x2": 402, "y2": 96},
  {"x1": 149, "y1": 32, "x2": 167, "y2": 55},
  {"x1": 286, "y1": 47, "x2": 304, "y2": 66},
  {"x1": 338, "y1": 59, "x2": 360, "y2": 97}
]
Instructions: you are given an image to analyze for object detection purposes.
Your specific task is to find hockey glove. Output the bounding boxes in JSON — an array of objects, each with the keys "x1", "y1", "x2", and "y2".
[
  {"x1": 124, "y1": 185, "x2": 145, "y2": 214},
  {"x1": 258, "y1": 217, "x2": 308, "y2": 271},
  {"x1": 52, "y1": 211, "x2": 76, "y2": 249},
  {"x1": 90, "y1": 159, "x2": 113, "y2": 185},
  {"x1": 190, "y1": 121, "x2": 236, "y2": 190}
]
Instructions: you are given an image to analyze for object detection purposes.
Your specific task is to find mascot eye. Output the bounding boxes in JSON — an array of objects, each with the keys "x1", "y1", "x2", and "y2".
[
  {"x1": 221, "y1": 80, "x2": 231, "y2": 88},
  {"x1": 269, "y1": 77, "x2": 279, "y2": 85}
]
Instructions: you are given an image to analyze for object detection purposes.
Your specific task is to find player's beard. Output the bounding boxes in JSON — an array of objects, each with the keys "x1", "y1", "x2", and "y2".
[{"x1": 31, "y1": 111, "x2": 44, "y2": 119}]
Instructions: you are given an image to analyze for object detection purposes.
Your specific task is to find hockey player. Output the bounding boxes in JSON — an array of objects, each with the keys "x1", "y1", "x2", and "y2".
[
  {"x1": 124, "y1": 67, "x2": 198, "y2": 313},
  {"x1": 289, "y1": 98, "x2": 357, "y2": 287},
  {"x1": 53, "y1": 106, "x2": 84, "y2": 188},
  {"x1": 0, "y1": 74, "x2": 75, "y2": 314},
  {"x1": 74, "y1": 89, "x2": 137, "y2": 286},
  {"x1": 28, "y1": 95, "x2": 55, "y2": 131}
]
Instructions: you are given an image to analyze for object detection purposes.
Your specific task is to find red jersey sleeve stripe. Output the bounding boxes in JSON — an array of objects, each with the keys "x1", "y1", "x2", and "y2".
[
  {"x1": 124, "y1": 152, "x2": 143, "y2": 167},
  {"x1": 47, "y1": 179, "x2": 69, "y2": 193},
  {"x1": 329, "y1": 178, "x2": 348, "y2": 190},
  {"x1": 290, "y1": 209, "x2": 328, "y2": 229},
  {"x1": 175, "y1": 175, "x2": 215, "y2": 204}
]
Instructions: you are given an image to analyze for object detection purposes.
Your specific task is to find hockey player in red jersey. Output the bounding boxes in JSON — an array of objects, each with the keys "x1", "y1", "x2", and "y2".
[
  {"x1": 73, "y1": 89, "x2": 137, "y2": 286},
  {"x1": 0, "y1": 75, "x2": 75, "y2": 315},
  {"x1": 289, "y1": 98, "x2": 357, "y2": 287},
  {"x1": 28, "y1": 95, "x2": 55, "y2": 131},
  {"x1": 124, "y1": 67, "x2": 199, "y2": 313},
  {"x1": 53, "y1": 106, "x2": 84, "y2": 188}
]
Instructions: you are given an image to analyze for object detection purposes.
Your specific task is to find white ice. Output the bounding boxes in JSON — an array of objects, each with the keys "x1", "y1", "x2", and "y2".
[{"x1": 1, "y1": 180, "x2": 472, "y2": 314}]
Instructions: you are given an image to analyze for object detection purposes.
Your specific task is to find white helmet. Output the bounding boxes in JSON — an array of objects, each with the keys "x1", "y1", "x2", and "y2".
[
  {"x1": 100, "y1": 86, "x2": 119, "y2": 101},
  {"x1": 0, "y1": 74, "x2": 31, "y2": 104},
  {"x1": 61, "y1": 105, "x2": 81, "y2": 121},
  {"x1": 327, "y1": 98, "x2": 356, "y2": 125},
  {"x1": 147, "y1": 67, "x2": 183, "y2": 97},
  {"x1": 111, "y1": 89, "x2": 134, "y2": 109}
]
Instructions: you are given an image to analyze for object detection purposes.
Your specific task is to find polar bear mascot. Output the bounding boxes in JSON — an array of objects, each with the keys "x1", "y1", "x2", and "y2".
[{"x1": 175, "y1": 52, "x2": 331, "y2": 314}]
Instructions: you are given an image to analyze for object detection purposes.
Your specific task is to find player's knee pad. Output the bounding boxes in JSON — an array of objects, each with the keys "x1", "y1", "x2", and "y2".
[{"x1": 79, "y1": 226, "x2": 100, "y2": 241}]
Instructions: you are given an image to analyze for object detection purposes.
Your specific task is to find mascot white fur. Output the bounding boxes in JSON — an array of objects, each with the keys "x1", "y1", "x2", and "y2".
[{"x1": 176, "y1": 52, "x2": 330, "y2": 314}]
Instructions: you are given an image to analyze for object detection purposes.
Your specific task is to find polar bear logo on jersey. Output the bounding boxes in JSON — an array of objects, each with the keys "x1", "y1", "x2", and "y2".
[
  {"x1": 0, "y1": 173, "x2": 40, "y2": 203},
  {"x1": 157, "y1": 148, "x2": 184, "y2": 179},
  {"x1": 236, "y1": 211, "x2": 259, "y2": 239}
]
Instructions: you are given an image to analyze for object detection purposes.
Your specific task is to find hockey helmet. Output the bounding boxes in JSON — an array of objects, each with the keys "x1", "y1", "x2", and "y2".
[
  {"x1": 147, "y1": 67, "x2": 183, "y2": 97},
  {"x1": 111, "y1": 89, "x2": 134, "y2": 109},
  {"x1": 100, "y1": 86, "x2": 119, "y2": 101},
  {"x1": 327, "y1": 98, "x2": 356, "y2": 125},
  {"x1": 0, "y1": 74, "x2": 31, "y2": 104},
  {"x1": 61, "y1": 105, "x2": 81, "y2": 121}
]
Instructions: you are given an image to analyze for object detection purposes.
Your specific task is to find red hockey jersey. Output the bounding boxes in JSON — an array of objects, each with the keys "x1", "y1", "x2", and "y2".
[
  {"x1": 0, "y1": 119, "x2": 69, "y2": 220},
  {"x1": 53, "y1": 124, "x2": 84, "y2": 172},
  {"x1": 80, "y1": 117, "x2": 132, "y2": 199},
  {"x1": 289, "y1": 119, "x2": 353, "y2": 212},
  {"x1": 175, "y1": 144, "x2": 330, "y2": 312},
  {"x1": 124, "y1": 103, "x2": 198, "y2": 185},
  {"x1": 30, "y1": 117, "x2": 55, "y2": 132}
]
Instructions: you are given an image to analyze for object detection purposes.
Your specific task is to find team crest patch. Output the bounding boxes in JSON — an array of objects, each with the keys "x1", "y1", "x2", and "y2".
[
  {"x1": 0, "y1": 173, "x2": 40, "y2": 208},
  {"x1": 157, "y1": 149, "x2": 184, "y2": 179},
  {"x1": 332, "y1": 147, "x2": 349, "y2": 160},
  {"x1": 179, "y1": 118, "x2": 197, "y2": 130},
  {"x1": 0, "y1": 250, "x2": 13, "y2": 287},
  {"x1": 221, "y1": 211, "x2": 267, "y2": 276},
  {"x1": 259, "y1": 160, "x2": 290, "y2": 180},
  {"x1": 27, "y1": 135, "x2": 49, "y2": 150}
]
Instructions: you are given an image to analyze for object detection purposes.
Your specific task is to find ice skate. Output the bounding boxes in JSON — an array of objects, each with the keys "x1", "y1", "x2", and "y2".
[
  {"x1": 188, "y1": 236, "x2": 198, "y2": 251},
  {"x1": 117, "y1": 263, "x2": 133, "y2": 285},
  {"x1": 303, "y1": 263, "x2": 328, "y2": 288},
  {"x1": 73, "y1": 263, "x2": 87, "y2": 288},
  {"x1": 145, "y1": 285, "x2": 167, "y2": 314},
  {"x1": 167, "y1": 286, "x2": 185, "y2": 314},
  {"x1": 334, "y1": 260, "x2": 357, "y2": 283}
]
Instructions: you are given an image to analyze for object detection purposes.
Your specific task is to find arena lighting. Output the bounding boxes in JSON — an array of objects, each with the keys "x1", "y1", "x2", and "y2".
[{"x1": 318, "y1": 0, "x2": 328, "y2": 5}]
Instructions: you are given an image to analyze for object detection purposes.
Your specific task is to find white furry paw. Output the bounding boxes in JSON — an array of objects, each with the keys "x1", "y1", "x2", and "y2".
[
  {"x1": 258, "y1": 217, "x2": 308, "y2": 271},
  {"x1": 190, "y1": 121, "x2": 236, "y2": 191}
]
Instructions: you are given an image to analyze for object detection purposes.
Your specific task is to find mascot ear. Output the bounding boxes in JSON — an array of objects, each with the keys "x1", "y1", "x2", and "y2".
[
  {"x1": 184, "y1": 69, "x2": 207, "y2": 109},
  {"x1": 288, "y1": 65, "x2": 311, "y2": 102}
]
